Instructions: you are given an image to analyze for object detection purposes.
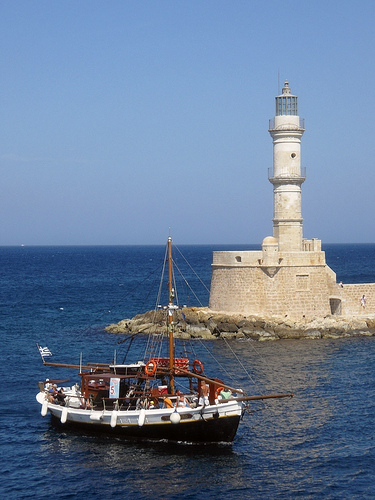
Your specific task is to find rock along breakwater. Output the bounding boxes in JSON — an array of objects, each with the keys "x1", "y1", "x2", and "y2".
[{"x1": 105, "y1": 307, "x2": 375, "y2": 341}]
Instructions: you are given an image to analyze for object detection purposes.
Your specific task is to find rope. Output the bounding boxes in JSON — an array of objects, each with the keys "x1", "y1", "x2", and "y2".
[
  {"x1": 194, "y1": 338, "x2": 246, "y2": 392},
  {"x1": 172, "y1": 259, "x2": 205, "y2": 307},
  {"x1": 174, "y1": 245, "x2": 210, "y2": 294},
  {"x1": 222, "y1": 337, "x2": 259, "y2": 388}
]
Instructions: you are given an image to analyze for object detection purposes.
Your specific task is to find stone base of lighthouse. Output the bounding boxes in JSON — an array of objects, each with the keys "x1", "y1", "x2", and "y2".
[
  {"x1": 208, "y1": 238, "x2": 375, "y2": 319},
  {"x1": 209, "y1": 81, "x2": 375, "y2": 320}
]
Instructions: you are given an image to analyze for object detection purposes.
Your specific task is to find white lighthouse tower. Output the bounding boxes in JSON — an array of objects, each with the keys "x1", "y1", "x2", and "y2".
[
  {"x1": 208, "y1": 80, "x2": 364, "y2": 320},
  {"x1": 268, "y1": 81, "x2": 305, "y2": 252}
]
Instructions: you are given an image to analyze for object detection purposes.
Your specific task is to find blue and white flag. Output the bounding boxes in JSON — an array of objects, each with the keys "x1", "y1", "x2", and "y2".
[{"x1": 38, "y1": 345, "x2": 53, "y2": 358}]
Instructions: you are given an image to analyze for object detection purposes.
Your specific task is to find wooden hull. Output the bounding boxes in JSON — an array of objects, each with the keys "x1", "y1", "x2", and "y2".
[
  {"x1": 50, "y1": 412, "x2": 241, "y2": 443},
  {"x1": 38, "y1": 391, "x2": 243, "y2": 443}
]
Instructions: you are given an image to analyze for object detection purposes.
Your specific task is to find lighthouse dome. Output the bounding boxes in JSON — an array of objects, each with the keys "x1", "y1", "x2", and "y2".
[{"x1": 262, "y1": 236, "x2": 278, "y2": 246}]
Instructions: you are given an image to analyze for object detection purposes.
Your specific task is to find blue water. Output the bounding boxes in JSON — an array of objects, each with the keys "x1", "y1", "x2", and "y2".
[{"x1": 1, "y1": 244, "x2": 375, "y2": 499}]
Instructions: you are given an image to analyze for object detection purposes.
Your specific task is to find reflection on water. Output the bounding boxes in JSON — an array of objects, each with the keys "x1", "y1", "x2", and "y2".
[{"x1": 39, "y1": 429, "x2": 244, "y2": 498}]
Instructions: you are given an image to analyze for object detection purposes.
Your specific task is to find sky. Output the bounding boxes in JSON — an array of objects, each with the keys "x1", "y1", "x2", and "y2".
[{"x1": 1, "y1": 0, "x2": 374, "y2": 246}]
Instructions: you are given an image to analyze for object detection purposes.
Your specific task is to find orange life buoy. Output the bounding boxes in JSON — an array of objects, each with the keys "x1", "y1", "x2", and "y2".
[
  {"x1": 145, "y1": 359, "x2": 157, "y2": 376},
  {"x1": 192, "y1": 359, "x2": 204, "y2": 374},
  {"x1": 215, "y1": 386, "x2": 224, "y2": 399}
]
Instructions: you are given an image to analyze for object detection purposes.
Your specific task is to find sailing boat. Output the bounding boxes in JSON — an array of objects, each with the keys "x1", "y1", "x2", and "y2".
[{"x1": 36, "y1": 237, "x2": 293, "y2": 443}]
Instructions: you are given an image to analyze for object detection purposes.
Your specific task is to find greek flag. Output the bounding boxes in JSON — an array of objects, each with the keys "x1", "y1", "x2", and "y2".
[{"x1": 38, "y1": 345, "x2": 52, "y2": 358}]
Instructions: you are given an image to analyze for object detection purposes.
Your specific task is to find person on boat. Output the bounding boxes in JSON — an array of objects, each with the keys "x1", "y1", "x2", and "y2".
[
  {"x1": 148, "y1": 398, "x2": 159, "y2": 409},
  {"x1": 199, "y1": 381, "x2": 209, "y2": 406},
  {"x1": 219, "y1": 388, "x2": 232, "y2": 400},
  {"x1": 163, "y1": 396, "x2": 174, "y2": 409},
  {"x1": 80, "y1": 397, "x2": 91, "y2": 409},
  {"x1": 176, "y1": 391, "x2": 191, "y2": 408},
  {"x1": 55, "y1": 388, "x2": 66, "y2": 405},
  {"x1": 48, "y1": 384, "x2": 58, "y2": 403},
  {"x1": 190, "y1": 395, "x2": 198, "y2": 408}
]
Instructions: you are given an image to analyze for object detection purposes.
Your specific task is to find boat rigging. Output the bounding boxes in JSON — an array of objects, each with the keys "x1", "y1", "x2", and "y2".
[{"x1": 36, "y1": 236, "x2": 293, "y2": 443}]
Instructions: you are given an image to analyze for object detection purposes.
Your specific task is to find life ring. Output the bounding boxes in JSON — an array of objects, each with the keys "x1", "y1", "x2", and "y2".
[
  {"x1": 192, "y1": 359, "x2": 204, "y2": 374},
  {"x1": 215, "y1": 386, "x2": 224, "y2": 399},
  {"x1": 145, "y1": 359, "x2": 157, "y2": 376}
]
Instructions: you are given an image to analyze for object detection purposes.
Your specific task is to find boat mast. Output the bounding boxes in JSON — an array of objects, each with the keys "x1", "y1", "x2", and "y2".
[{"x1": 167, "y1": 236, "x2": 175, "y2": 394}]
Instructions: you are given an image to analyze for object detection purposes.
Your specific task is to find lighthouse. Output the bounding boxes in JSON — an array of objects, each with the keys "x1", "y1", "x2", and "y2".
[
  {"x1": 208, "y1": 80, "x2": 375, "y2": 320},
  {"x1": 268, "y1": 81, "x2": 305, "y2": 252}
]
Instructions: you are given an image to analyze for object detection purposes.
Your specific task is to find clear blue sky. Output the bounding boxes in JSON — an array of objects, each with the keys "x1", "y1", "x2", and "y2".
[{"x1": 1, "y1": 1, "x2": 374, "y2": 245}]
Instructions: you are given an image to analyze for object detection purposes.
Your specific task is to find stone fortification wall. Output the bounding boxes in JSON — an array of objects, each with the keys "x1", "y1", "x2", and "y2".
[
  {"x1": 209, "y1": 250, "x2": 375, "y2": 319},
  {"x1": 212, "y1": 249, "x2": 327, "y2": 268},
  {"x1": 209, "y1": 250, "x2": 337, "y2": 319},
  {"x1": 339, "y1": 284, "x2": 375, "y2": 315},
  {"x1": 212, "y1": 250, "x2": 262, "y2": 266}
]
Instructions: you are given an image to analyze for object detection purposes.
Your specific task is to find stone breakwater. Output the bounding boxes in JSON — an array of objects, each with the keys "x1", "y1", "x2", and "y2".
[{"x1": 105, "y1": 307, "x2": 375, "y2": 341}]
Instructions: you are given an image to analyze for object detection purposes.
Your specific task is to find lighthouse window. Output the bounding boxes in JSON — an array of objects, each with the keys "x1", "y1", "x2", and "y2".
[
  {"x1": 291, "y1": 97, "x2": 298, "y2": 115},
  {"x1": 291, "y1": 153, "x2": 296, "y2": 158},
  {"x1": 276, "y1": 95, "x2": 298, "y2": 115},
  {"x1": 276, "y1": 97, "x2": 282, "y2": 115},
  {"x1": 287, "y1": 97, "x2": 292, "y2": 114}
]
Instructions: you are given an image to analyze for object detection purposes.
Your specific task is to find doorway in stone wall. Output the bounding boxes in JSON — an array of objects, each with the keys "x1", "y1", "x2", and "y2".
[{"x1": 330, "y1": 298, "x2": 342, "y2": 315}]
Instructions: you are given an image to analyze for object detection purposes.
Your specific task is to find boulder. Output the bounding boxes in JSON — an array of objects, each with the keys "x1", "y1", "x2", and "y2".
[
  {"x1": 186, "y1": 323, "x2": 214, "y2": 338},
  {"x1": 257, "y1": 331, "x2": 279, "y2": 341},
  {"x1": 300, "y1": 329, "x2": 322, "y2": 339},
  {"x1": 220, "y1": 332, "x2": 238, "y2": 339},
  {"x1": 216, "y1": 322, "x2": 238, "y2": 333}
]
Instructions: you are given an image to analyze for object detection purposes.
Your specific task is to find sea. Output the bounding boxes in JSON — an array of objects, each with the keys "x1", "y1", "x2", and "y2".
[{"x1": 1, "y1": 243, "x2": 375, "y2": 499}]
